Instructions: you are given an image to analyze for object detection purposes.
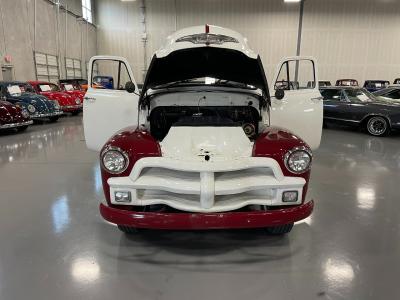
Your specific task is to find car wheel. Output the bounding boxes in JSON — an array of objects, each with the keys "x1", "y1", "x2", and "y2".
[
  {"x1": 117, "y1": 225, "x2": 139, "y2": 234},
  {"x1": 366, "y1": 116, "x2": 389, "y2": 137},
  {"x1": 49, "y1": 117, "x2": 59, "y2": 122},
  {"x1": 71, "y1": 111, "x2": 80, "y2": 116},
  {"x1": 17, "y1": 125, "x2": 29, "y2": 132},
  {"x1": 265, "y1": 223, "x2": 294, "y2": 235}
]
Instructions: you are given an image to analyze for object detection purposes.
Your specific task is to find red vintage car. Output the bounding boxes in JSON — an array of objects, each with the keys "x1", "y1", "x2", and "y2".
[
  {"x1": 0, "y1": 99, "x2": 32, "y2": 132},
  {"x1": 28, "y1": 81, "x2": 83, "y2": 115},
  {"x1": 58, "y1": 79, "x2": 86, "y2": 101}
]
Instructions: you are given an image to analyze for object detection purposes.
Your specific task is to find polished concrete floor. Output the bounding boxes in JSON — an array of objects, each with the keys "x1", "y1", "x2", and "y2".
[{"x1": 0, "y1": 117, "x2": 399, "y2": 299}]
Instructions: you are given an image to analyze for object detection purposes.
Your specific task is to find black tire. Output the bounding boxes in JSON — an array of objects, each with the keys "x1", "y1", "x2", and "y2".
[
  {"x1": 265, "y1": 223, "x2": 294, "y2": 235},
  {"x1": 71, "y1": 111, "x2": 80, "y2": 116},
  {"x1": 118, "y1": 225, "x2": 139, "y2": 234},
  {"x1": 365, "y1": 116, "x2": 389, "y2": 137},
  {"x1": 49, "y1": 116, "x2": 59, "y2": 122},
  {"x1": 17, "y1": 125, "x2": 29, "y2": 132}
]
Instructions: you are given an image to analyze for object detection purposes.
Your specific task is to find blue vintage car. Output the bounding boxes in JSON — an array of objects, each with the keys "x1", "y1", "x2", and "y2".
[
  {"x1": 0, "y1": 81, "x2": 63, "y2": 122},
  {"x1": 93, "y1": 76, "x2": 114, "y2": 89}
]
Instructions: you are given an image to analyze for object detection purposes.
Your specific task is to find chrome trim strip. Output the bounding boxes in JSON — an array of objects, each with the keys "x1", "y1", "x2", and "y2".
[{"x1": 324, "y1": 117, "x2": 360, "y2": 123}]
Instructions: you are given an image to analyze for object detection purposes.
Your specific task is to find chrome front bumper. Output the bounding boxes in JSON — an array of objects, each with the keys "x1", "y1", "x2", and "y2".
[
  {"x1": 0, "y1": 120, "x2": 33, "y2": 129},
  {"x1": 107, "y1": 157, "x2": 306, "y2": 213},
  {"x1": 31, "y1": 111, "x2": 64, "y2": 119},
  {"x1": 62, "y1": 104, "x2": 83, "y2": 109}
]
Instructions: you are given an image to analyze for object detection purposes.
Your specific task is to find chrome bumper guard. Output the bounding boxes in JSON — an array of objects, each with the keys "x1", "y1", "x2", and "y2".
[
  {"x1": 0, "y1": 120, "x2": 33, "y2": 129},
  {"x1": 31, "y1": 111, "x2": 64, "y2": 119}
]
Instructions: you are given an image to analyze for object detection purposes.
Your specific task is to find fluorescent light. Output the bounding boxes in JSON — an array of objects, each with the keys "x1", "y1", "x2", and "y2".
[{"x1": 284, "y1": 0, "x2": 301, "y2": 2}]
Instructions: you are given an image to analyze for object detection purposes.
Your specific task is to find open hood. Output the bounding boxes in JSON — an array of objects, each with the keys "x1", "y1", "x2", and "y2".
[{"x1": 139, "y1": 47, "x2": 270, "y2": 106}]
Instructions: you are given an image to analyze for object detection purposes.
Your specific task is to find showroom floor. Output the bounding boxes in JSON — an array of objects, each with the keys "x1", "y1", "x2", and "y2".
[{"x1": 0, "y1": 117, "x2": 399, "y2": 300}]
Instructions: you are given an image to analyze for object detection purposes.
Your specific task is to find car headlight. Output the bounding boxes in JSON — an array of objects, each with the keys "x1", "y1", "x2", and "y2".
[
  {"x1": 27, "y1": 104, "x2": 36, "y2": 113},
  {"x1": 53, "y1": 100, "x2": 61, "y2": 109},
  {"x1": 75, "y1": 98, "x2": 81, "y2": 104},
  {"x1": 101, "y1": 147, "x2": 129, "y2": 174},
  {"x1": 21, "y1": 109, "x2": 29, "y2": 118},
  {"x1": 284, "y1": 147, "x2": 312, "y2": 174}
]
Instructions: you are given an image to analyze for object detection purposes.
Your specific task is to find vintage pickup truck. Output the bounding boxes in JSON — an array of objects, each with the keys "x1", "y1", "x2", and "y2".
[{"x1": 83, "y1": 25, "x2": 323, "y2": 235}]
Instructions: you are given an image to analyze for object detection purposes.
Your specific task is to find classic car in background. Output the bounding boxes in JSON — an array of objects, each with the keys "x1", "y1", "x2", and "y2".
[
  {"x1": 58, "y1": 81, "x2": 85, "y2": 102},
  {"x1": 28, "y1": 81, "x2": 83, "y2": 115},
  {"x1": 373, "y1": 86, "x2": 400, "y2": 103},
  {"x1": 363, "y1": 80, "x2": 389, "y2": 92},
  {"x1": 320, "y1": 86, "x2": 400, "y2": 136},
  {"x1": 307, "y1": 81, "x2": 331, "y2": 88},
  {"x1": 0, "y1": 98, "x2": 32, "y2": 132},
  {"x1": 93, "y1": 76, "x2": 114, "y2": 89},
  {"x1": 59, "y1": 78, "x2": 87, "y2": 91},
  {"x1": 336, "y1": 79, "x2": 359, "y2": 87},
  {"x1": 0, "y1": 81, "x2": 63, "y2": 122},
  {"x1": 393, "y1": 78, "x2": 400, "y2": 84},
  {"x1": 83, "y1": 25, "x2": 323, "y2": 235}
]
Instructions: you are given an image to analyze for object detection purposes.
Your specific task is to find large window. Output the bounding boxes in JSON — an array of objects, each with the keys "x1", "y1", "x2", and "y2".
[
  {"x1": 66, "y1": 58, "x2": 82, "y2": 79},
  {"x1": 34, "y1": 52, "x2": 60, "y2": 83},
  {"x1": 82, "y1": 0, "x2": 92, "y2": 23}
]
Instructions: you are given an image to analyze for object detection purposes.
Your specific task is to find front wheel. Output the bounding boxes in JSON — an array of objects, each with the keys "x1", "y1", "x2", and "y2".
[
  {"x1": 265, "y1": 223, "x2": 294, "y2": 235},
  {"x1": 365, "y1": 116, "x2": 389, "y2": 137},
  {"x1": 17, "y1": 125, "x2": 29, "y2": 132},
  {"x1": 118, "y1": 225, "x2": 139, "y2": 234},
  {"x1": 49, "y1": 116, "x2": 59, "y2": 123}
]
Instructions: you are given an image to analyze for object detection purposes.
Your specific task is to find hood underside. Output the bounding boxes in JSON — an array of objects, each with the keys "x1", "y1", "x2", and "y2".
[{"x1": 140, "y1": 47, "x2": 270, "y2": 106}]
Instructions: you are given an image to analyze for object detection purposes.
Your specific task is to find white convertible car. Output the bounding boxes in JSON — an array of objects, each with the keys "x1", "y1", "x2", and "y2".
[{"x1": 83, "y1": 25, "x2": 323, "y2": 235}]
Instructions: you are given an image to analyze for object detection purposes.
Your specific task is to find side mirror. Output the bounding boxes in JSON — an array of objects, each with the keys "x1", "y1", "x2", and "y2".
[
  {"x1": 275, "y1": 88, "x2": 285, "y2": 100},
  {"x1": 125, "y1": 81, "x2": 136, "y2": 94}
]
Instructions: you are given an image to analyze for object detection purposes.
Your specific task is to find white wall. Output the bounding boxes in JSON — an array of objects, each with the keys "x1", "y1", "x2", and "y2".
[
  {"x1": 0, "y1": 0, "x2": 96, "y2": 81},
  {"x1": 95, "y1": 0, "x2": 400, "y2": 85},
  {"x1": 95, "y1": 0, "x2": 299, "y2": 83},
  {"x1": 302, "y1": 0, "x2": 400, "y2": 84}
]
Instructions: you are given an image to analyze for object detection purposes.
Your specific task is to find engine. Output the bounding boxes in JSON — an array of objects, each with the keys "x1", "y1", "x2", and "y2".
[{"x1": 149, "y1": 106, "x2": 260, "y2": 141}]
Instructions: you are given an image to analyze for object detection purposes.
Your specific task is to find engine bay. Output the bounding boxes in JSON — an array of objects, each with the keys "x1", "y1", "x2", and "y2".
[{"x1": 149, "y1": 106, "x2": 260, "y2": 141}]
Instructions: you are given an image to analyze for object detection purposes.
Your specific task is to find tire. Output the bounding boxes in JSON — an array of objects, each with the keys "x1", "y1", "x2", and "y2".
[
  {"x1": 265, "y1": 223, "x2": 294, "y2": 235},
  {"x1": 49, "y1": 116, "x2": 59, "y2": 122},
  {"x1": 365, "y1": 116, "x2": 389, "y2": 137},
  {"x1": 71, "y1": 111, "x2": 80, "y2": 116},
  {"x1": 17, "y1": 125, "x2": 29, "y2": 132},
  {"x1": 117, "y1": 225, "x2": 139, "y2": 234}
]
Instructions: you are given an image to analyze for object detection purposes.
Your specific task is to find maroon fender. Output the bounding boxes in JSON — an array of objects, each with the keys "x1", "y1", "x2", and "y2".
[
  {"x1": 252, "y1": 127, "x2": 311, "y2": 201},
  {"x1": 100, "y1": 128, "x2": 161, "y2": 206}
]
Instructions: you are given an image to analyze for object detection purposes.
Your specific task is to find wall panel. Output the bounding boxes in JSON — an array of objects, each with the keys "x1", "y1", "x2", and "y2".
[
  {"x1": 0, "y1": 0, "x2": 96, "y2": 81},
  {"x1": 302, "y1": 0, "x2": 400, "y2": 84}
]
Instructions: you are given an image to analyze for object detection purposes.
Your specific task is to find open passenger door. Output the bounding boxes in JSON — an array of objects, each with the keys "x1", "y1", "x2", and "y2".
[
  {"x1": 270, "y1": 57, "x2": 323, "y2": 150},
  {"x1": 83, "y1": 56, "x2": 139, "y2": 151}
]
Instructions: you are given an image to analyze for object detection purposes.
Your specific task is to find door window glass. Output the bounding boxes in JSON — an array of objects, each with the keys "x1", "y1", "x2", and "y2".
[
  {"x1": 320, "y1": 89, "x2": 342, "y2": 101},
  {"x1": 92, "y1": 60, "x2": 131, "y2": 90},
  {"x1": 275, "y1": 59, "x2": 315, "y2": 90}
]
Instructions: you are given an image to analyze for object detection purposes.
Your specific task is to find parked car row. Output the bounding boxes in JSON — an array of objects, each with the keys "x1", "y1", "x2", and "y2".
[
  {"x1": 0, "y1": 79, "x2": 85, "y2": 133},
  {"x1": 308, "y1": 79, "x2": 397, "y2": 92}
]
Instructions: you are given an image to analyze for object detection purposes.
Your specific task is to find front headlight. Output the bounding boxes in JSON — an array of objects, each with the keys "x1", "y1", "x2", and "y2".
[
  {"x1": 21, "y1": 109, "x2": 29, "y2": 118},
  {"x1": 284, "y1": 147, "x2": 312, "y2": 174},
  {"x1": 101, "y1": 147, "x2": 129, "y2": 174},
  {"x1": 53, "y1": 100, "x2": 61, "y2": 109},
  {"x1": 75, "y1": 98, "x2": 81, "y2": 104},
  {"x1": 27, "y1": 104, "x2": 36, "y2": 113}
]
